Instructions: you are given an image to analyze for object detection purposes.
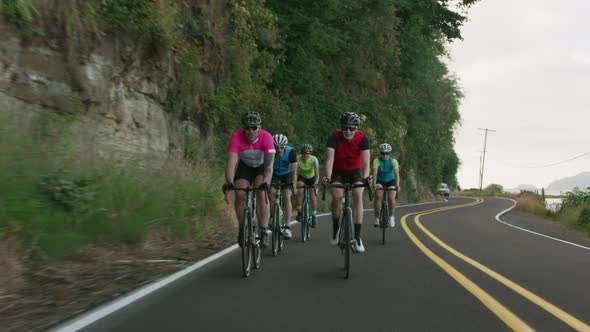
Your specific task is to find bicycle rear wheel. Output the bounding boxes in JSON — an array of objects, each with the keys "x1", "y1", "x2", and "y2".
[
  {"x1": 343, "y1": 209, "x2": 352, "y2": 279},
  {"x1": 241, "y1": 211, "x2": 252, "y2": 277}
]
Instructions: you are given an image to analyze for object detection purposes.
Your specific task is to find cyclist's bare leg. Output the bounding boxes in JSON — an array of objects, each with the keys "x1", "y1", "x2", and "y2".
[
  {"x1": 269, "y1": 187, "x2": 277, "y2": 218},
  {"x1": 296, "y1": 180, "x2": 304, "y2": 208},
  {"x1": 352, "y1": 185, "x2": 364, "y2": 225},
  {"x1": 234, "y1": 178, "x2": 249, "y2": 225},
  {"x1": 388, "y1": 189, "x2": 397, "y2": 216},
  {"x1": 374, "y1": 183, "x2": 384, "y2": 217},
  {"x1": 283, "y1": 188, "x2": 293, "y2": 224},
  {"x1": 329, "y1": 186, "x2": 344, "y2": 221},
  {"x1": 309, "y1": 187, "x2": 318, "y2": 212},
  {"x1": 253, "y1": 175, "x2": 269, "y2": 228}
]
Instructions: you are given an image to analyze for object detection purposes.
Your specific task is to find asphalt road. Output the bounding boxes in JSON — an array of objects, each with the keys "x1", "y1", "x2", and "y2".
[{"x1": 58, "y1": 197, "x2": 590, "y2": 332}]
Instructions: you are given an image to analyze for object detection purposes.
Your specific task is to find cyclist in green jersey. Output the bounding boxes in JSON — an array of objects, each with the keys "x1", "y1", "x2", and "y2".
[
  {"x1": 296, "y1": 144, "x2": 320, "y2": 227},
  {"x1": 372, "y1": 143, "x2": 400, "y2": 227}
]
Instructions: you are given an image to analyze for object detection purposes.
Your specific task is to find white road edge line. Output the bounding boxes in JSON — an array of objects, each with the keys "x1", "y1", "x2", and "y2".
[
  {"x1": 52, "y1": 199, "x2": 448, "y2": 332},
  {"x1": 495, "y1": 197, "x2": 590, "y2": 251}
]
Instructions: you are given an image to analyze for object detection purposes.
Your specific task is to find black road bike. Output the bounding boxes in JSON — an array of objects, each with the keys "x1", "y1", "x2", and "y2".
[
  {"x1": 225, "y1": 187, "x2": 268, "y2": 277},
  {"x1": 375, "y1": 186, "x2": 397, "y2": 244},
  {"x1": 297, "y1": 184, "x2": 315, "y2": 242},
  {"x1": 323, "y1": 182, "x2": 372, "y2": 279}
]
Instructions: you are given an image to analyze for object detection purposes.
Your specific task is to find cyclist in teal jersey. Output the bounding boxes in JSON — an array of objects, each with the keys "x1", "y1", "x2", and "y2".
[
  {"x1": 271, "y1": 134, "x2": 298, "y2": 239},
  {"x1": 372, "y1": 143, "x2": 400, "y2": 227},
  {"x1": 296, "y1": 144, "x2": 320, "y2": 227}
]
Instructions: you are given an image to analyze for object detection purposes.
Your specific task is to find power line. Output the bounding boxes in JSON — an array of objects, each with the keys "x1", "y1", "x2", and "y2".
[{"x1": 523, "y1": 151, "x2": 590, "y2": 168}]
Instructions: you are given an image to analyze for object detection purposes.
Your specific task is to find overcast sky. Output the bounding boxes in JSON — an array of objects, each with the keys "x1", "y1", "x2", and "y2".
[{"x1": 447, "y1": 0, "x2": 590, "y2": 190}]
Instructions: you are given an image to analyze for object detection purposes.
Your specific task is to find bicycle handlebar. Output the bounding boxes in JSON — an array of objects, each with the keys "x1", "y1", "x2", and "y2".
[
  {"x1": 321, "y1": 182, "x2": 373, "y2": 201},
  {"x1": 224, "y1": 187, "x2": 270, "y2": 205},
  {"x1": 374, "y1": 186, "x2": 397, "y2": 190}
]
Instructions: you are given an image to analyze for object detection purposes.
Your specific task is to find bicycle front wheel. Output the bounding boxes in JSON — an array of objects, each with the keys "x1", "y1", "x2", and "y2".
[
  {"x1": 241, "y1": 211, "x2": 252, "y2": 277},
  {"x1": 304, "y1": 196, "x2": 311, "y2": 240},
  {"x1": 301, "y1": 200, "x2": 309, "y2": 243},
  {"x1": 271, "y1": 204, "x2": 280, "y2": 257},
  {"x1": 380, "y1": 202, "x2": 388, "y2": 245},
  {"x1": 343, "y1": 208, "x2": 352, "y2": 279},
  {"x1": 252, "y1": 223, "x2": 261, "y2": 269}
]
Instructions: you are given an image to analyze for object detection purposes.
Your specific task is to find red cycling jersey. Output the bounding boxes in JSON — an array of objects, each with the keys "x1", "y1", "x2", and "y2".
[{"x1": 327, "y1": 130, "x2": 370, "y2": 170}]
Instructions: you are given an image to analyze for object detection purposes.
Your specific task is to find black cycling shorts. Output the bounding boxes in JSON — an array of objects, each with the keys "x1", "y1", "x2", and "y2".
[
  {"x1": 271, "y1": 173, "x2": 293, "y2": 189},
  {"x1": 234, "y1": 161, "x2": 264, "y2": 183},
  {"x1": 331, "y1": 168, "x2": 363, "y2": 184},
  {"x1": 376, "y1": 179, "x2": 397, "y2": 190},
  {"x1": 297, "y1": 176, "x2": 315, "y2": 187}
]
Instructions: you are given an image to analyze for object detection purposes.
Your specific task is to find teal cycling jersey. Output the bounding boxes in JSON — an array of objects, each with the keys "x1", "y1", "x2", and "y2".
[
  {"x1": 373, "y1": 156, "x2": 399, "y2": 183},
  {"x1": 273, "y1": 145, "x2": 297, "y2": 176}
]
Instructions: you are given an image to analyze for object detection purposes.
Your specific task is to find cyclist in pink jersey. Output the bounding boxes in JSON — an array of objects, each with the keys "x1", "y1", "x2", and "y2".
[{"x1": 223, "y1": 112, "x2": 275, "y2": 248}]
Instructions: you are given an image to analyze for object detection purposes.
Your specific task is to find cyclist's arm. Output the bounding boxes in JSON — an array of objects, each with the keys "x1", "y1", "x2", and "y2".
[
  {"x1": 225, "y1": 152, "x2": 239, "y2": 184},
  {"x1": 313, "y1": 160, "x2": 320, "y2": 186},
  {"x1": 288, "y1": 149, "x2": 298, "y2": 185},
  {"x1": 372, "y1": 159, "x2": 379, "y2": 187},
  {"x1": 290, "y1": 162, "x2": 298, "y2": 185},
  {"x1": 361, "y1": 149, "x2": 371, "y2": 178},
  {"x1": 263, "y1": 153, "x2": 275, "y2": 185},
  {"x1": 394, "y1": 160, "x2": 400, "y2": 191},
  {"x1": 324, "y1": 147, "x2": 335, "y2": 180}
]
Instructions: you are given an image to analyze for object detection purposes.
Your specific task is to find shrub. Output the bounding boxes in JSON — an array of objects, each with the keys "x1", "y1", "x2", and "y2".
[
  {"x1": 484, "y1": 183, "x2": 504, "y2": 196},
  {"x1": 0, "y1": 0, "x2": 34, "y2": 24},
  {"x1": 577, "y1": 205, "x2": 590, "y2": 227}
]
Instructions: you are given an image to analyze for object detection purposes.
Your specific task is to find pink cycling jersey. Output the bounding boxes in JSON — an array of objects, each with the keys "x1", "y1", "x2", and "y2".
[{"x1": 228, "y1": 129, "x2": 275, "y2": 167}]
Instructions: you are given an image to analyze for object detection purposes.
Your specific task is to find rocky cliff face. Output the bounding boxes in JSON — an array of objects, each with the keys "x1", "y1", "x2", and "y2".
[{"x1": 0, "y1": 18, "x2": 202, "y2": 160}]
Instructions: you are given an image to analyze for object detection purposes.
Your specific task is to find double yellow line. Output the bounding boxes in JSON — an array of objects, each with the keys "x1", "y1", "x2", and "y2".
[{"x1": 401, "y1": 198, "x2": 590, "y2": 332}]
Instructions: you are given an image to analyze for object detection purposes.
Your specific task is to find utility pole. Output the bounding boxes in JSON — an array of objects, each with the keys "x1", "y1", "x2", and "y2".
[{"x1": 478, "y1": 128, "x2": 496, "y2": 191}]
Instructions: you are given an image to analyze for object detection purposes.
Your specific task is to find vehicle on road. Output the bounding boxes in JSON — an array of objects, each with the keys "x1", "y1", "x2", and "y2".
[{"x1": 437, "y1": 183, "x2": 450, "y2": 197}]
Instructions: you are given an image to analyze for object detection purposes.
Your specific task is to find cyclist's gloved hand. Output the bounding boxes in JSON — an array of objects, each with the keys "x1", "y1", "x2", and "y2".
[
  {"x1": 222, "y1": 183, "x2": 234, "y2": 194},
  {"x1": 322, "y1": 176, "x2": 331, "y2": 185},
  {"x1": 258, "y1": 182, "x2": 270, "y2": 194}
]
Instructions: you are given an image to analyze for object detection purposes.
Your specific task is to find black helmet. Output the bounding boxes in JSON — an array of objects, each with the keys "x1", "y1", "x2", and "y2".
[
  {"x1": 340, "y1": 112, "x2": 361, "y2": 126},
  {"x1": 300, "y1": 144, "x2": 313, "y2": 153},
  {"x1": 241, "y1": 112, "x2": 262, "y2": 127}
]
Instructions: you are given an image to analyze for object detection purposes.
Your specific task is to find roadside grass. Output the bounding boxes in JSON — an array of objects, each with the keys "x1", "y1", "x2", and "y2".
[
  {"x1": 0, "y1": 124, "x2": 225, "y2": 258},
  {"x1": 513, "y1": 192, "x2": 552, "y2": 218}
]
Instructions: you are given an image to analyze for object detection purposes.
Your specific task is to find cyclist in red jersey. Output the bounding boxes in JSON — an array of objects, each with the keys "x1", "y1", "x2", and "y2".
[
  {"x1": 222, "y1": 112, "x2": 275, "y2": 248},
  {"x1": 322, "y1": 112, "x2": 371, "y2": 253}
]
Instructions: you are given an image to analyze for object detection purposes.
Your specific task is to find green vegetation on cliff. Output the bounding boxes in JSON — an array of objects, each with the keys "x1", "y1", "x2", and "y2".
[
  {"x1": 1, "y1": 0, "x2": 480, "y2": 254},
  {"x1": 3, "y1": 0, "x2": 475, "y2": 194}
]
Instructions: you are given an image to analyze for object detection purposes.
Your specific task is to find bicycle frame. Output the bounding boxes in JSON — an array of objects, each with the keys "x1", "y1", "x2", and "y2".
[
  {"x1": 270, "y1": 182, "x2": 285, "y2": 256},
  {"x1": 323, "y1": 182, "x2": 371, "y2": 279}
]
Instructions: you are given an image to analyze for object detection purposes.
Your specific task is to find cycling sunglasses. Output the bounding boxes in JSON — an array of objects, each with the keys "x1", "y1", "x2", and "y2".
[
  {"x1": 243, "y1": 126, "x2": 260, "y2": 131},
  {"x1": 380, "y1": 152, "x2": 390, "y2": 156},
  {"x1": 342, "y1": 126, "x2": 357, "y2": 132}
]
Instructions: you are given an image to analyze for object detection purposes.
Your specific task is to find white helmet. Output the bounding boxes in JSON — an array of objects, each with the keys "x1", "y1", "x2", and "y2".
[
  {"x1": 273, "y1": 134, "x2": 288, "y2": 147},
  {"x1": 379, "y1": 143, "x2": 392, "y2": 153}
]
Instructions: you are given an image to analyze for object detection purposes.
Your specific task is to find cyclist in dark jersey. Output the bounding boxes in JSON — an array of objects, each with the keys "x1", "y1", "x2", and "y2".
[
  {"x1": 322, "y1": 112, "x2": 371, "y2": 253},
  {"x1": 270, "y1": 134, "x2": 298, "y2": 239},
  {"x1": 223, "y1": 112, "x2": 275, "y2": 248}
]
